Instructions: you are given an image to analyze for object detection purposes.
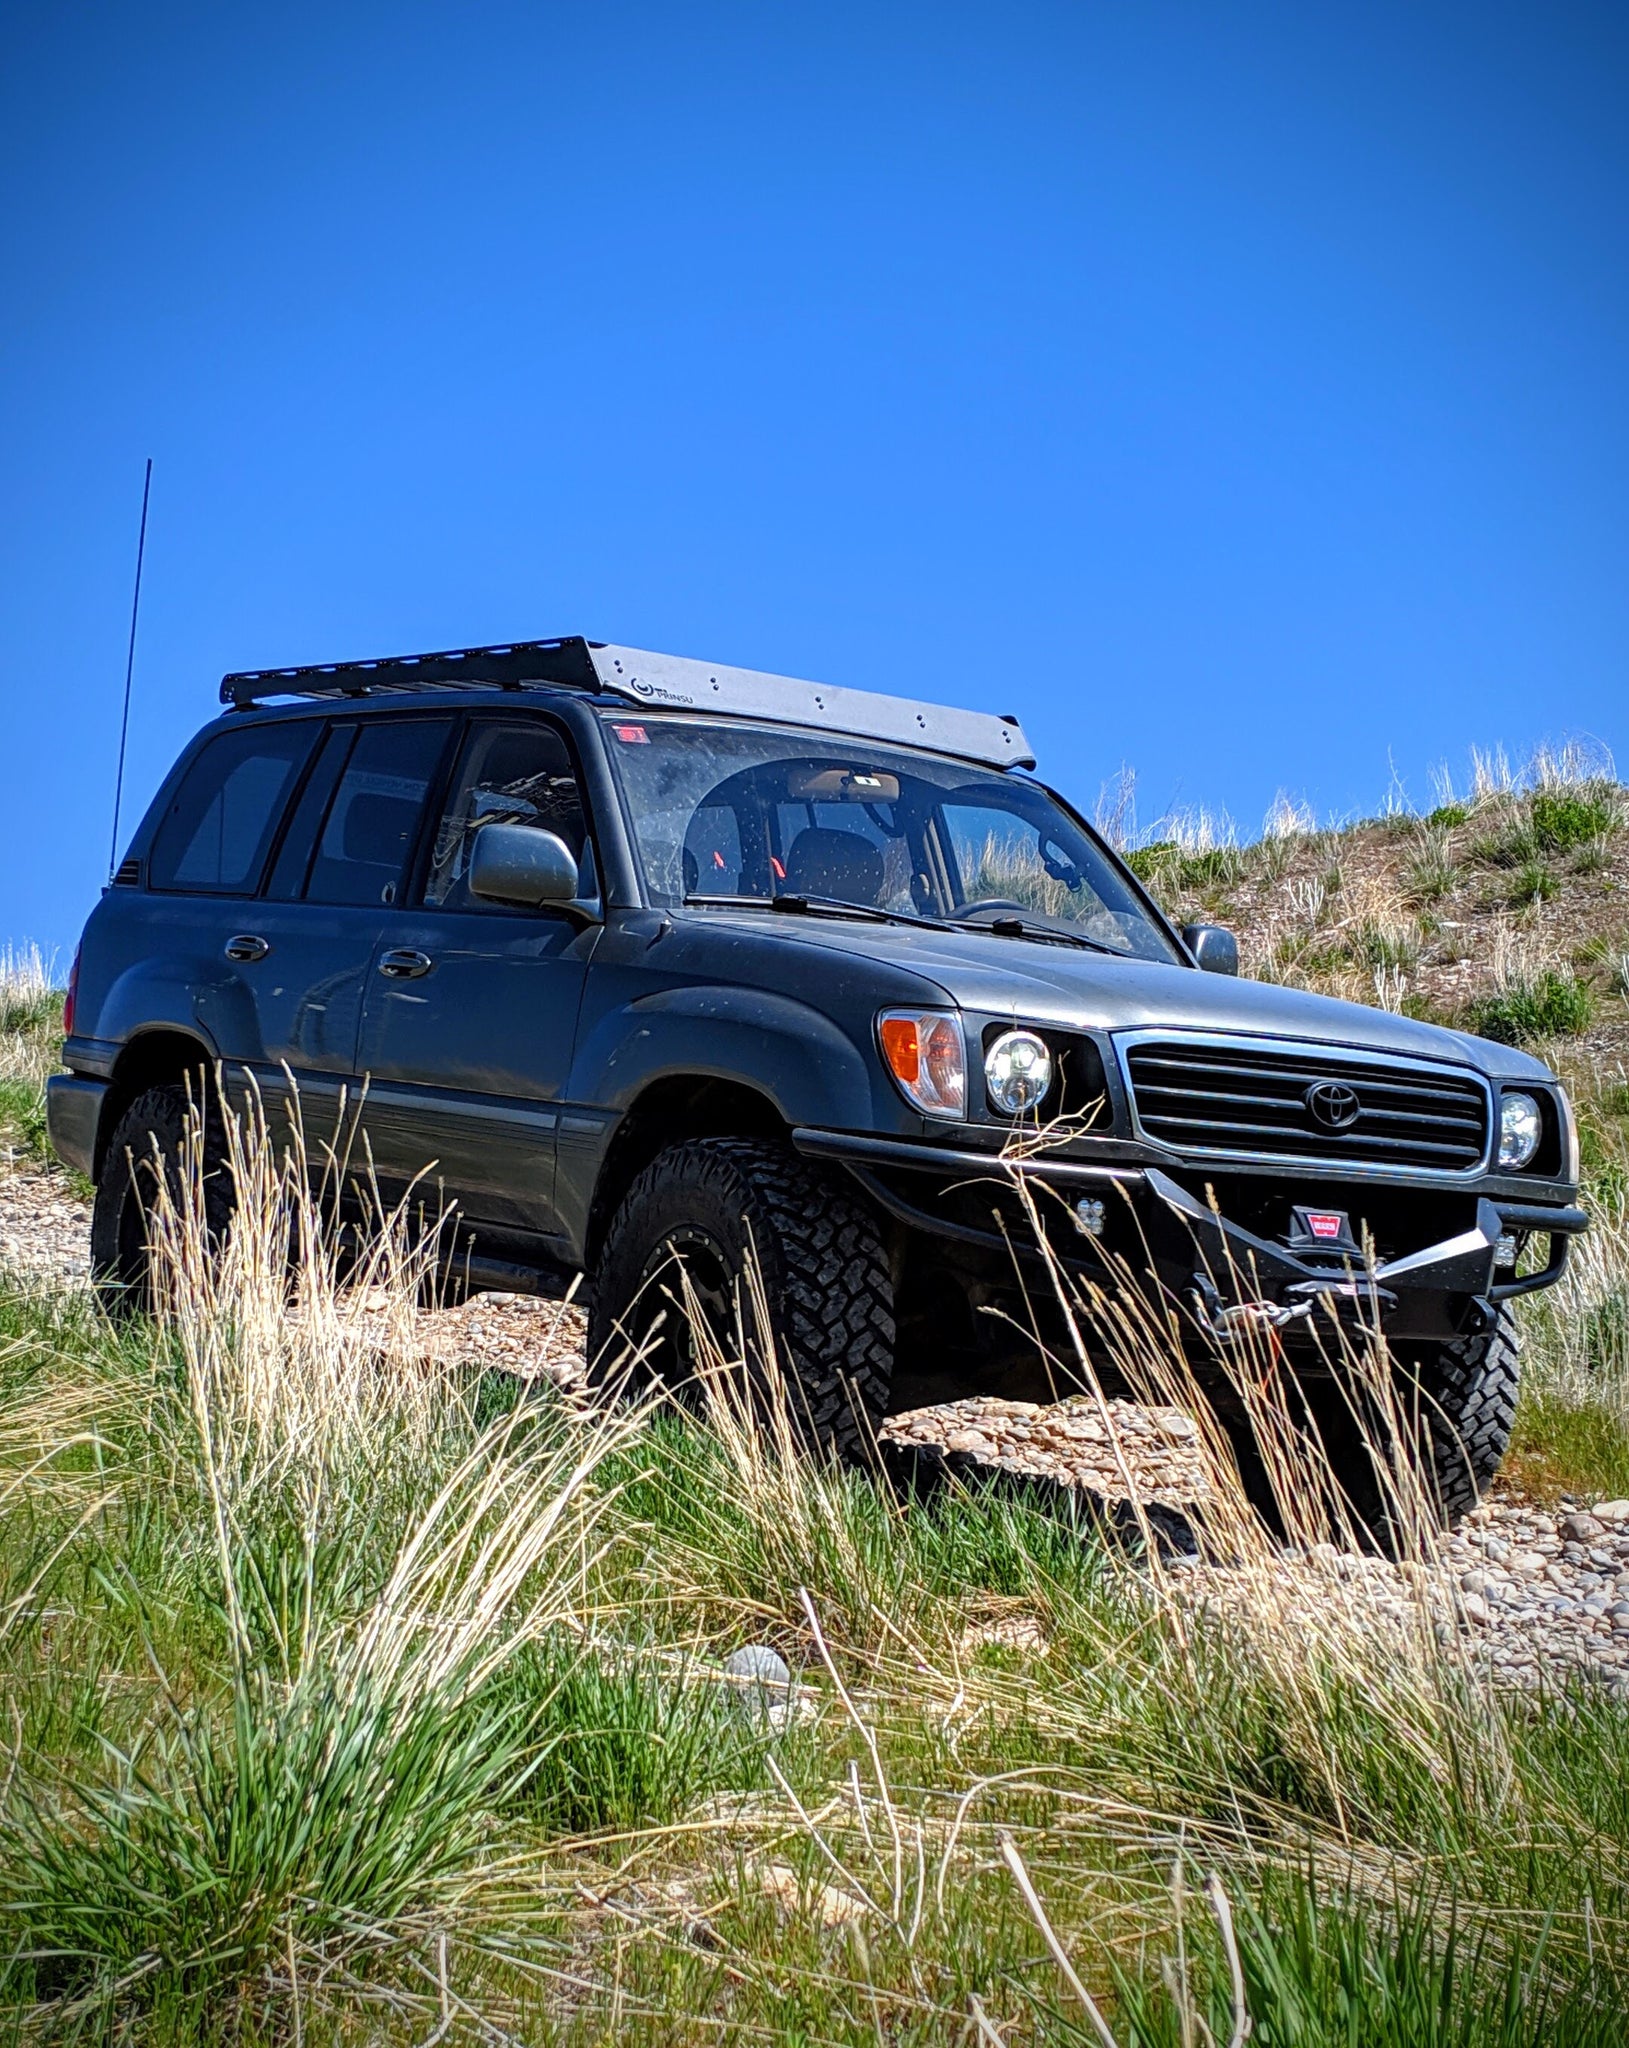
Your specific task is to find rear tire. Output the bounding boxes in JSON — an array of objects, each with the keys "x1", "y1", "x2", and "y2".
[
  {"x1": 90, "y1": 1082, "x2": 232, "y2": 1315},
  {"x1": 586, "y1": 1138, "x2": 894, "y2": 1460}
]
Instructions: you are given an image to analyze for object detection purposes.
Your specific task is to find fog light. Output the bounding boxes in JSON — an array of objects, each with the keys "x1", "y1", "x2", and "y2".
[
  {"x1": 1495, "y1": 1233, "x2": 1518, "y2": 1268},
  {"x1": 1073, "y1": 1196, "x2": 1107, "y2": 1238},
  {"x1": 985, "y1": 1029, "x2": 1053, "y2": 1116},
  {"x1": 1498, "y1": 1092, "x2": 1542, "y2": 1170}
]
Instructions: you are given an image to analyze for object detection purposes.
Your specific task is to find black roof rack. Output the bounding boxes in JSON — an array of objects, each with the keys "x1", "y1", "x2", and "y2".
[
  {"x1": 220, "y1": 636, "x2": 1039, "y2": 770},
  {"x1": 221, "y1": 637, "x2": 603, "y2": 708}
]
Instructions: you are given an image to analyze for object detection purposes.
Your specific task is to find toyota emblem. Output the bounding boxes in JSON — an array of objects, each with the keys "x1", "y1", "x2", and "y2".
[{"x1": 1306, "y1": 1080, "x2": 1361, "y2": 1131}]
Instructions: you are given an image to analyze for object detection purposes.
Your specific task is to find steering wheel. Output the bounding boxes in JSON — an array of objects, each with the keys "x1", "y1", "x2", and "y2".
[{"x1": 950, "y1": 898, "x2": 1037, "y2": 923}]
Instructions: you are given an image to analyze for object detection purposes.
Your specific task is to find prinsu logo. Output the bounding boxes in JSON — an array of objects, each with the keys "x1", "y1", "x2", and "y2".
[{"x1": 1305, "y1": 1080, "x2": 1361, "y2": 1131}]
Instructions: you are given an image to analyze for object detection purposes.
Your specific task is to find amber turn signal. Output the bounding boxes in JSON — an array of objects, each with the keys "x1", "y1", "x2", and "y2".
[{"x1": 877, "y1": 1009, "x2": 966, "y2": 1119}]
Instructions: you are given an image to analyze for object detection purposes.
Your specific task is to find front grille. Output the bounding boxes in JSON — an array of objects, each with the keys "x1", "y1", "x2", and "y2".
[{"x1": 1122, "y1": 1038, "x2": 1489, "y2": 1172}]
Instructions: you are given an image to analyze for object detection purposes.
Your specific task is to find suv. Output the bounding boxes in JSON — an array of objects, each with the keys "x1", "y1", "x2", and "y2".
[{"x1": 50, "y1": 636, "x2": 1586, "y2": 1524}]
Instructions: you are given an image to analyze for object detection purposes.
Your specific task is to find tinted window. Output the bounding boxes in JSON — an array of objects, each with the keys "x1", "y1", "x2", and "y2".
[
  {"x1": 303, "y1": 719, "x2": 453, "y2": 907},
  {"x1": 148, "y1": 722, "x2": 318, "y2": 895},
  {"x1": 266, "y1": 723, "x2": 356, "y2": 900},
  {"x1": 425, "y1": 720, "x2": 589, "y2": 910}
]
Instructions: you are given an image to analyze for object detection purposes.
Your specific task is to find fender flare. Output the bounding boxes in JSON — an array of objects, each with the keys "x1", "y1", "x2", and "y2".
[
  {"x1": 95, "y1": 956, "x2": 236, "y2": 1064},
  {"x1": 569, "y1": 984, "x2": 881, "y2": 1129}
]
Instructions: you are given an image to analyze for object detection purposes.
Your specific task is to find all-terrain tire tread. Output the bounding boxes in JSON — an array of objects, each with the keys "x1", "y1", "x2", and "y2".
[
  {"x1": 90, "y1": 1082, "x2": 230, "y2": 1310},
  {"x1": 1423, "y1": 1303, "x2": 1521, "y2": 1525},
  {"x1": 588, "y1": 1137, "x2": 894, "y2": 1459}
]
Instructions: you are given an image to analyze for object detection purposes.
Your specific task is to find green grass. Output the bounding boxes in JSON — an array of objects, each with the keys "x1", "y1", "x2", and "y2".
[
  {"x1": 1, "y1": 1252, "x2": 1627, "y2": 2045},
  {"x1": 1499, "y1": 857, "x2": 1559, "y2": 907},
  {"x1": 0, "y1": 959, "x2": 64, "y2": 1170},
  {"x1": 1106, "y1": 1876, "x2": 1629, "y2": 2047},
  {"x1": 1124, "y1": 841, "x2": 1242, "y2": 894},
  {"x1": 0, "y1": 1074, "x2": 50, "y2": 1161},
  {"x1": 1531, "y1": 787, "x2": 1620, "y2": 855},
  {"x1": 1466, "y1": 970, "x2": 1595, "y2": 1045},
  {"x1": 1505, "y1": 1388, "x2": 1629, "y2": 1503}
]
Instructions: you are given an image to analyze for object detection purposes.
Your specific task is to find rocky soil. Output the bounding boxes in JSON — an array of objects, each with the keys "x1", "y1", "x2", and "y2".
[
  {"x1": 5, "y1": 1167, "x2": 1626, "y2": 1695},
  {"x1": 882, "y1": 1394, "x2": 1208, "y2": 1510}
]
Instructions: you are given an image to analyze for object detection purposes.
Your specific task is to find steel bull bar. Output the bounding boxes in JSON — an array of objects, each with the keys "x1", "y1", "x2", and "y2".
[{"x1": 791, "y1": 1129, "x2": 1588, "y2": 1319}]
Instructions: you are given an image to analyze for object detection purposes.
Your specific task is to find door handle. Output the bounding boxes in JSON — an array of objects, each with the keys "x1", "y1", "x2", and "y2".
[
  {"x1": 224, "y1": 934, "x2": 270, "y2": 963},
  {"x1": 377, "y1": 948, "x2": 433, "y2": 980}
]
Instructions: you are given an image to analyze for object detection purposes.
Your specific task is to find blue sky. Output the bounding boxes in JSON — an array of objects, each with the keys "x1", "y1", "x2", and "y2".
[{"x1": 2, "y1": 1, "x2": 1625, "y2": 961}]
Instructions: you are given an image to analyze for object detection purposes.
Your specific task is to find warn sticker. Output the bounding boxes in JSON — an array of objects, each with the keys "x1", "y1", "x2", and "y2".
[{"x1": 1291, "y1": 1205, "x2": 1355, "y2": 1246}]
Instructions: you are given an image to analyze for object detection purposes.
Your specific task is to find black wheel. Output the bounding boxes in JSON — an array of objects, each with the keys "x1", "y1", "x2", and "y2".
[
  {"x1": 586, "y1": 1138, "x2": 894, "y2": 1459},
  {"x1": 1241, "y1": 1307, "x2": 1522, "y2": 1546},
  {"x1": 90, "y1": 1082, "x2": 233, "y2": 1315},
  {"x1": 1408, "y1": 1306, "x2": 1521, "y2": 1524}
]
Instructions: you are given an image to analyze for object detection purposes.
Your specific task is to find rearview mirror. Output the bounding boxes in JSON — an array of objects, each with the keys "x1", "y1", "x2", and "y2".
[
  {"x1": 1181, "y1": 923, "x2": 1239, "y2": 975},
  {"x1": 468, "y1": 823, "x2": 581, "y2": 908}
]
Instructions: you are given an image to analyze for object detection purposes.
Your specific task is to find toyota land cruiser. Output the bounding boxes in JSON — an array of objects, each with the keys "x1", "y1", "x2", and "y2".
[{"x1": 49, "y1": 637, "x2": 1587, "y2": 1525}]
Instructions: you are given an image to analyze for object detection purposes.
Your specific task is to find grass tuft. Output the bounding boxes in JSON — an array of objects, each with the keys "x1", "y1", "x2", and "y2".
[{"x1": 1467, "y1": 969, "x2": 1594, "y2": 1044}]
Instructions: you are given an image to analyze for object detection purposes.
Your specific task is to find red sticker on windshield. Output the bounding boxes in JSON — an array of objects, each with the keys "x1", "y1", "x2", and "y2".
[{"x1": 612, "y1": 723, "x2": 649, "y2": 743}]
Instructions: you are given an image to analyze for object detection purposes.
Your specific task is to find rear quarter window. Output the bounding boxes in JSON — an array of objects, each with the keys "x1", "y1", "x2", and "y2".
[{"x1": 147, "y1": 722, "x2": 319, "y2": 895}]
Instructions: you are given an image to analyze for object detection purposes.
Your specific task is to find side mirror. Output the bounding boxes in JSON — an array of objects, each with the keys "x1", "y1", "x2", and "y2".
[
  {"x1": 1182, "y1": 923, "x2": 1239, "y2": 976},
  {"x1": 468, "y1": 823, "x2": 582, "y2": 908}
]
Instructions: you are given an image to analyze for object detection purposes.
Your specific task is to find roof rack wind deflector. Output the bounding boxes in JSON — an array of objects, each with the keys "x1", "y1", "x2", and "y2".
[{"x1": 221, "y1": 638, "x2": 1038, "y2": 771}]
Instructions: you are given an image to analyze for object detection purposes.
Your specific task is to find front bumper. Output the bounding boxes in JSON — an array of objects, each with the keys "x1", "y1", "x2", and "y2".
[{"x1": 792, "y1": 1127, "x2": 1588, "y2": 1318}]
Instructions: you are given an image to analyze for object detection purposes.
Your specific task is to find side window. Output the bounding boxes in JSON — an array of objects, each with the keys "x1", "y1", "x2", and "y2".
[
  {"x1": 148, "y1": 722, "x2": 318, "y2": 896},
  {"x1": 425, "y1": 720, "x2": 590, "y2": 911},
  {"x1": 265, "y1": 722, "x2": 355, "y2": 900},
  {"x1": 303, "y1": 718, "x2": 453, "y2": 907}
]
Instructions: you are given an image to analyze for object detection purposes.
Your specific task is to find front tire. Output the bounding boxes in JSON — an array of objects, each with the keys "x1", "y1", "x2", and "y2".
[
  {"x1": 1289, "y1": 1307, "x2": 1521, "y2": 1543},
  {"x1": 586, "y1": 1138, "x2": 894, "y2": 1460},
  {"x1": 1411, "y1": 1305, "x2": 1521, "y2": 1524}
]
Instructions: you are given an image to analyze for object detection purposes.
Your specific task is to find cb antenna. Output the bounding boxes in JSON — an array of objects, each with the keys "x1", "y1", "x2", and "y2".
[{"x1": 109, "y1": 457, "x2": 153, "y2": 881}]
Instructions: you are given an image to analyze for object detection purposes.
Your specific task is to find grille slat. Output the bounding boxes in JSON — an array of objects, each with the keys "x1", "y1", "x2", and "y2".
[
  {"x1": 1124, "y1": 1038, "x2": 1489, "y2": 1172},
  {"x1": 1131, "y1": 1083, "x2": 1481, "y2": 1131},
  {"x1": 1131, "y1": 1054, "x2": 1478, "y2": 1106}
]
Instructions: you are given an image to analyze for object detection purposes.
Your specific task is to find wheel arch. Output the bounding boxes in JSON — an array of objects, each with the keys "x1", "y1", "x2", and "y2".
[
  {"x1": 585, "y1": 1073, "x2": 788, "y2": 1267},
  {"x1": 97, "y1": 1029, "x2": 218, "y2": 1178}
]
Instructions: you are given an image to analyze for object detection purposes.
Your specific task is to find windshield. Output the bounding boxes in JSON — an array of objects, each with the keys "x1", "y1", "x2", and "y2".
[{"x1": 600, "y1": 715, "x2": 1181, "y2": 963}]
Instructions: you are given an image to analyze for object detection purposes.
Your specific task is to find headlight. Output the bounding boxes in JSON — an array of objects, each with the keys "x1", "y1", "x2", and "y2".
[
  {"x1": 878, "y1": 1009, "x2": 966, "y2": 1119},
  {"x1": 985, "y1": 1028, "x2": 1054, "y2": 1116},
  {"x1": 1498, "y1": 1091, "x2": 1543, "y2": 1170}
]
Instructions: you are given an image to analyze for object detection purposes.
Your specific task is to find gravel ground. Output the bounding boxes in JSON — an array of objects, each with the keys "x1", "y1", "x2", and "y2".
[
  {"x1": 5, "y1": 1166, "x2": 1625, "y2": 1693},
  {"x1": 0, "y1": 1169, "x2": 93, "y2": 1287}
]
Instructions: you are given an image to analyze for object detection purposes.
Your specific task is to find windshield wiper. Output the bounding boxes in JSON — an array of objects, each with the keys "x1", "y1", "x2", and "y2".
[
  {"x1": 683, "y1": 893, "x2": 1130, "y2": 952},
  {"x1": 682, "y1": 892, "x2": 955, "y2": 933},
  {"x1": 943, "y1": 915, "x2": 1124, "y2": 956}
]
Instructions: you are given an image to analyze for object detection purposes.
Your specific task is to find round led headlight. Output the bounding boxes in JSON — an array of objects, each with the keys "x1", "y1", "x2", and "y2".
[
  {"x1": 1498, "y1": 1091, "x2": 1543, "y2": 1170},
  {"x1": 985, "y1": 1029, "x2": 1054, "y2": 1116}
]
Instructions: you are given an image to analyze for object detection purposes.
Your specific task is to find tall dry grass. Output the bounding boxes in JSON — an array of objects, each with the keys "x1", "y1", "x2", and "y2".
[
  {"x1": 590, "y1": 1148, "x2": 1627, "y2": 2039},
  {"x1": 142, "y1": 1076, "x2": 464, "y2": 1493},
  {"x1": 4, "y1": 990, "x2": 1628, "y2": 2035},
  {"x1": 3, "y1": 1089, "x2": 642, "y2": 2026},
  {"x1": 0, "y1": 943, "x2": 61, "y2": 1168}
]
